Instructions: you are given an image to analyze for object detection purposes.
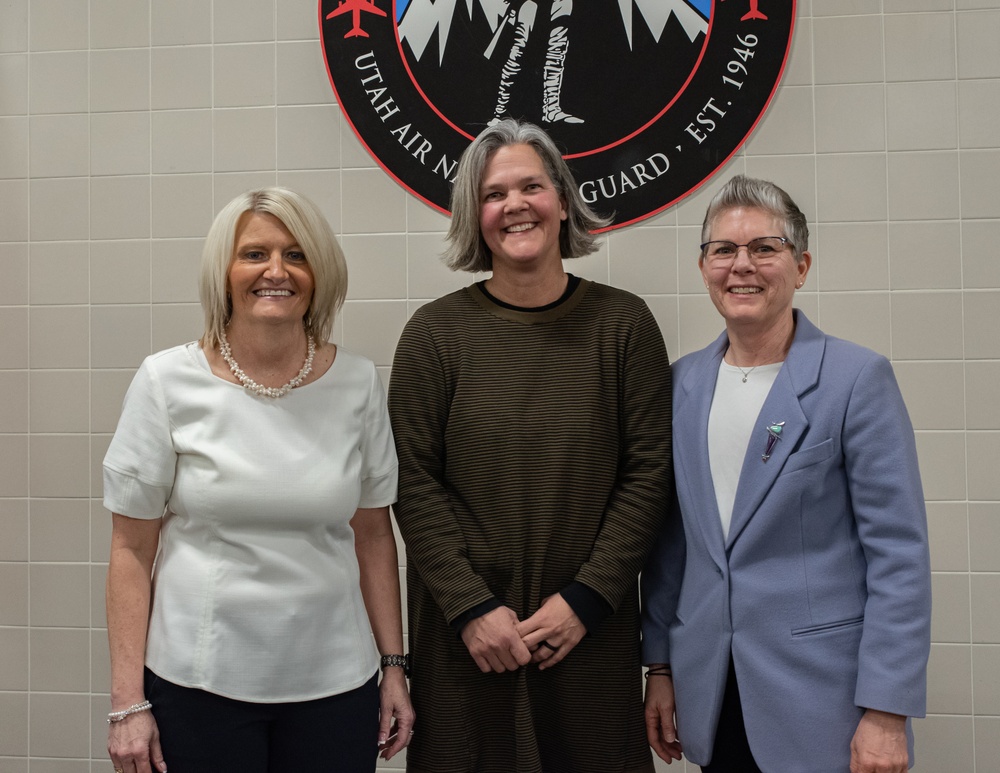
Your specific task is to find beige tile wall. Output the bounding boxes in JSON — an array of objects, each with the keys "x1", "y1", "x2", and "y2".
[{"x1": 0, "y1": 0, "x2": 996, "y2": 770}]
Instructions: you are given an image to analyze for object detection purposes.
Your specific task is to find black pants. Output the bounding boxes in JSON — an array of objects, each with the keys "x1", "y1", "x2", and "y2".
[
  {"x1": 701, "y1": 658, "x2": 763, "y2": 773},
  {"x1": 144, "y1": 668, "x2": 379, "y2": 773}
]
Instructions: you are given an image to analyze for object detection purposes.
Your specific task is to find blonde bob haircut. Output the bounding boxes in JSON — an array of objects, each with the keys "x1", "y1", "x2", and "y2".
[
  {"x1": 199, "y1": 187, "x2": 347, "y2": 350},
  {"x1": 701, "y1": 174, "x2": 810, "y2": 263},
  {"x1": 444, "y1": 118, "x2": 611, "y2": 273}
]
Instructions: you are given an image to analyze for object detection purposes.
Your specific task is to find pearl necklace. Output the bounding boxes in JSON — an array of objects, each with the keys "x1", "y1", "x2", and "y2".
[{"x1": 219, "y1": 329, "x2": 316, "y2": 398}]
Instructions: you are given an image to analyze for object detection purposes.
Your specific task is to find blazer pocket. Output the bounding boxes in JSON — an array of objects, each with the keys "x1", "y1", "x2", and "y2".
[
  {"x1": 791, "y1": 616, "x2": 864, "y2": 638},
  {"x1": 782, "y1": 437, "x2": 834, "y2": 475}
]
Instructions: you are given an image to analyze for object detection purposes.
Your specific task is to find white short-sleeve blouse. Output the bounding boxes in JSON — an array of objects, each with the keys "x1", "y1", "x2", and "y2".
[{"x1": 103, "y1": 342, "x2": 397, "y2": 703}]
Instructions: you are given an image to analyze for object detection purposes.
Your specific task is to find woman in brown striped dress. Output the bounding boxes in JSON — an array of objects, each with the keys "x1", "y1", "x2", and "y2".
[{"x1": 388, "y1": 119, "x2": 672, "y2": 773}]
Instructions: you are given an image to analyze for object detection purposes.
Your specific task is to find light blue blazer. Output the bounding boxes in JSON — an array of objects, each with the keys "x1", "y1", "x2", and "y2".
[{"x1": 642, "y1": 311, "x2": 931, "y2": 773}]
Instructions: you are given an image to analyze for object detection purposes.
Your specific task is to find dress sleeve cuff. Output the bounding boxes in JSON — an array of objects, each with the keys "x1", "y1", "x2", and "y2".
[
  {"x1": 449, "y1": 597, "x2": 504, "y2": 636},
  {"x1": 561, "y1": 582, "x2": 613, "y2": 634}
]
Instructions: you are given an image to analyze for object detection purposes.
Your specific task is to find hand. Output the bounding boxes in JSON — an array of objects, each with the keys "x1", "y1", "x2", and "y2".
[
  {"x1": 108, "y1": 710, "x2": 167, "y2": 773},
  {"x1": 377, "y1": 668, "x2": 415, "y2": 761},
  {"x1": 461, "y1": 606, "x2": 533, "y2": 673},
  {"x1": 850, "y1": 709, "x2": 908, "y2": 773},
  {"x1": 644, "y1": 670, "x2": 683, "y2": 764},
  {"x1": 515, "y1": 594, "x2": 586, "y2": 670}
]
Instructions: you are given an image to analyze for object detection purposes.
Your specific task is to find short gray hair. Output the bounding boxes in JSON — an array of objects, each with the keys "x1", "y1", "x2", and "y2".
[
  {"x1": 444, "y1": 119, "x2": 611, "y2": 272},
  {"x1": 199, "y1": 188, "x2": 347, "y2": 349},
  {"x1": 701, "y1": 174, "x2": 809, "y2": 262}
]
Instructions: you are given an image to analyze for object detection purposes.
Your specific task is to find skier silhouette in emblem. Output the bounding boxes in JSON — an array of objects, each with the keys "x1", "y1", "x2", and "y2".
[{"x1": 487, "y1": 0, "x2": 583, "y2": 126}]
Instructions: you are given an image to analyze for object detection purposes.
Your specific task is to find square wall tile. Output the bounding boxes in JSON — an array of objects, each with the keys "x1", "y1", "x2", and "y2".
[
  {"x1": 607, "y1": 226, "x2": 678, "y2": 297},
  {"x1": 0, "y1": 499, "x2": 28, "y2": 561},
  {"x1": 890, "y1": 292, "x2": 963, "y2": 361},
  {"x1": 0, "y1": 626, "x2": 28, "y2": 690},
  {"x1": 91, "y1": 500, "x2": 113, "y2": 565},
  {"x1": 405, "y1": 197, "x2": 450, "y2": 233},
  {"x1": 886, "y1": 81, "x2": 957, "y2": 152},
  {"x1": 91, "y1": 628, "x2": 110, "y2": 694},
  {"x1": 911, "y1": 716, "x2": 973, "y2": 773},
  {"x1": 0, "y1": 691, "x2": 28, "y2": 756},
  {"x1": 972, "y1": 644, "x2": 1000, "y2": 714},
  {"x1": 643, "y1": 295, "x2": 679, "y2": 362},
  {"x1": 960, "y1": 150, "x2": 1000, "y2": 219},
  {"x1": 0, "y1": 370, "x2": 28, "y2": 434},
  {"x1": 0, "y1": 435, "x2": 29, "y2": 498},
  {"x1": 341, "y1": 234, "x2": 407, "y2": 301},
  {"x1": 913, "y1": 431, "x2": 966, "y2": 501},
  {"x1": 29, "y1": 563, "x2": 90, "y2": 627},
  {"x1": 963, "y1": 292, "x2": 1000, "y2": 359},
  {"x1": 30, "y1": 177, "x2": 89, "y2": 242},
  {"x1": 814, "y1": 85, "x2": 885, "y2": 154},
  {"x1": 974, "y1": 717, "x2": 1000, "y2": 773},
  {"x1": 958, "y1": 79, "x2": 1000, "y2": 150},
  {"x1": 28, "y1": 693, "x2": 90, "y2": 758},
  {"x1": 91, "y1": 177, "x2": 151, "y2": 240},
  {"x1": 814, "y1": 223, "x2": 888, "y2": 292},
  {"x1": 91, "y1": 0, "x2": 150, "y2": 49},
  {"x1": 152, "y1": 174, "x2": 213, "y2": 237},
  {"x1": 0, "y1": 561, "x2": 28, "y2": 629},
  {"x1": 214, "y1": 0, "x2": 274, "y2": 43},
  {"x1": 816, "y1": 292, "x2": 891, "y2": 357},
  {"x1": 214, "y1": 43, "x2": 275, "y2": 108},
  {"x1": 816, "y1": 154, "x2": 887, "y2": 223},
  {"x1": 743, "y1": 86, "x2": 815, "y2": 156},
  {"x1": 212, "y1": 171, "x2": 277, "y2": 211},
  {"x1": 341, "y1": 300, "x2": 409, "y2": 367},
  {"x1": 926, "y1": 502, "x2": 969, "y2": 572},
  {"x1": 966, "y1": 362, "x2": 1000, "y2": 431},
  {"x1": 888, "y1": 221, "x2": 961, "y2": 291},
  {"x1": 91, "y1": 241, "x2": 152, "y2": 305},
  {"x1": 30, "y1": 435, "x2": 91, "y2": 499},
  {"x1": 90, "y1": 369, "x2": 137, "y2": 434},
  {"x1": 404, "y1": 233, "x2": 468, "y2": 301},
  {"x1": 888, "y1": 152, "x2": 960, "y2": 222},
  {"x1": 277, "y1": 41, "x2": 337, "y2": 106},
  {"x1": 0, "y1": 243, "x2": 28, "y2": 305},
  {"x1": 29, "y1": 306, "x2": 89, "y2": 370},
  {"x1": 677, "y1": 294, "x2": 725, "y2": 359},
  {"x1": 781, "y1": 16, "x2": 812, "y2": 88},
  {"x1": 151, "y1": 303, "x2": 202, "y2": 351},
  {"x1": 275, "y1": 170, "x2": 341, "y2": 234},
  {"x1": 342, "y1": 169, "x2": 407, "y2": 234},
  {"x1": 277, "y1": 105, "x2": 341, "y2": 170},
  {"x1": 91, "y1": 305, "x2": 151, "y2": 368},
  {"x1": 0, "y1": 53, "x2": 28, "y2": 116},
  {"x1": 277, "y1": 0, "x2": 317, "y2": 41},
  {"x1": 28, "y1": 242, "x2": 89, "y2": 306},
  {"x1": 0, "y1": 180, "x2": 29, "y2": 242},
  {"x1": 29, "y1": 370, "x2": 90, "y2": 434},
  {"x1": 885, "y1": 13, "x2": 956, "y2": 82},
  {"x1": 0, "y1": 0, "x2": 28, "y2": 53},
  {"x1": 957, "y1": 10, "x2": 1000, "y2": 79},
  {"x1": 91, "y1": 112, "x2": 151, "y2": 176},
  {"x1": 893, "y1": 362, "x2": 965, "y2": 431},
  {"x1": 972, "y1": 574, "x2": 1000, "y2": 644},
  {"x1": 90, "y1": 561, "x2": 108, "y2": 628},
  {"x1": 151, "y1": 46, "x2": 212, "y2": 110},
  {"x1": 90, "y1": 49, "x2": 150, "y2": 113},
  {"x1": 0, "y1": 116, "x2": 28, "y2": 178},
  {"x1": 152, "y1": 110, "x2": 212, "y2": 174},
  {"x1": 931, "y1": 573, "x2": 971, "y2": 644},
  {"x1": 813, "y1": 15, "x2": 884, "y2": 85},
  {"x1": 28, "y1": 114, "x2": 88, "y2": 178},
  {"x1": 213, "y1": 108, "x2": 276, "y2": 172},
  {"x1": 29, "y1": 0, "x2": 86, "y2": 51},
  {"x1": 151, "y1": 239, "x2": 200, "y2": 302},
  {"x1": 961, "y1": 219, "x2": 1000, "y2": 290},
  {"x1": 151, "y1": 0, "x2": 211, "y2": 45},
  {"x1": 926, "y1": 643, "x2": 972, "y2": 713},
  {"x1": 29, "y1": 498, "x2": 90, "y2": 561},
  {"x1": 0, "y1": 307, "x2": 28, "y2": 369},
  {"x1": 967, "y1": 432, "x2": 1000, "y2": 502},
  {"x1": 30, "y1": 627, "x2": 90, "y2": 691}
]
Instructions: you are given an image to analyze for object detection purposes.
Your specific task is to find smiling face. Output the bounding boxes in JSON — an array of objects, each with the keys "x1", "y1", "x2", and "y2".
[
  {"x1": 479, "y1": 143, "x2": 568, "y2": 274},
  {"x1": 227, "y1": 211, "x2": 314, "y2": 330},
  {"x1": 700, "y1": 206, "x2": 810, "y2": 335}
]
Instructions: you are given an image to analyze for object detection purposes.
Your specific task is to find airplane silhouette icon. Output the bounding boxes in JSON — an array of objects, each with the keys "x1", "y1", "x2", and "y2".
[
  {"x1": 326, "y1": 0, "x2": 387, "y2": 39},
  {"x1": 723, "y1": 0, "x2": 767, "y2": 21}
]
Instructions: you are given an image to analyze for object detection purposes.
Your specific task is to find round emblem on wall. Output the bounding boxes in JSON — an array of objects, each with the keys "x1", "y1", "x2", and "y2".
[{"x1": 320, "y1": 0, "x2": 795, "y2": 230}]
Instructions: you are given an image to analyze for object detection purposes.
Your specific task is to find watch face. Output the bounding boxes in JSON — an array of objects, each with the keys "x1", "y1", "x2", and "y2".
[{"x1": 320, "y1": 0, "x2": 796, "y2": 229}]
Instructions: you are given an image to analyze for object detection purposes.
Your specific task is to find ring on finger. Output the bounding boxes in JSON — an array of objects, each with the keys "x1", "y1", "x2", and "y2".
[{"x1": 540, "y1": 640, "x2": 560, "y2": 652}]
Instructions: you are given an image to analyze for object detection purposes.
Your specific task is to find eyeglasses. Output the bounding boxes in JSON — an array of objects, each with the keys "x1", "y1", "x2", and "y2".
[{"x1": 700, "y1": 236, "x2": 792, "y2": 266}]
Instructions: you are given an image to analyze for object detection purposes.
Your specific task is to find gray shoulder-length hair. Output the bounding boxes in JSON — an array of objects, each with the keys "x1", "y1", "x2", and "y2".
[
  {"x1": 444, "y1": 118, "x2": 611, "y2": 272},
  {"x1": 700, "y1": 174, "x2": 810, "y2": 262},
  {"x1": 199, "y1": 187, "x2": 348, "y2": 349}
]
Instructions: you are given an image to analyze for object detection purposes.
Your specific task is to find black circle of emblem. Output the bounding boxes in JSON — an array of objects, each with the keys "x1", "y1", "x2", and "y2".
[{"x1": 320, "y1": 0, "x2": 796, "y2": 230}]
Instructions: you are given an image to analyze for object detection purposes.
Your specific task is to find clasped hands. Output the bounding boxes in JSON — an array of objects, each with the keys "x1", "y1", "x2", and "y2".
[{"x1": 460, "y1": 594, "x2": 585, "y2": 673}]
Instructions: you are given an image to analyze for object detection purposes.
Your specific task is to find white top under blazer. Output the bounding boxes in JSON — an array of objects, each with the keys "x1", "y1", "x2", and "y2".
[{"x1": 103, "y1": 342, "x2": 397, "y2": 703}]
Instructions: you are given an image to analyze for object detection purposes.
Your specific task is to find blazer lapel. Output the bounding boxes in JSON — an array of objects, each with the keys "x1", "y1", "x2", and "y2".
[{"x1": 725, "y1": 311, "x2": 825, "y2": 549}]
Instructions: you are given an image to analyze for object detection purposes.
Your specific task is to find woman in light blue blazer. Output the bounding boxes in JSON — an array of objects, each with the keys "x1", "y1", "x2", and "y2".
[{"x1": 641, "y1": 175, "x2": 930, "y2": 773}]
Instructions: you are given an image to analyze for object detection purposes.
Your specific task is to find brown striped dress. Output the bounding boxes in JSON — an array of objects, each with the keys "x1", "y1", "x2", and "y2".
[{"x1": 388, "y1": 278, "x2": 672, "y2": 773}]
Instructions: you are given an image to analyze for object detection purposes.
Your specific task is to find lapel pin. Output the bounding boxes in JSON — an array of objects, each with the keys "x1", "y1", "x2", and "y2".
[{"x1": 762, "y1": 421, "x2": 784, "y2": 462}]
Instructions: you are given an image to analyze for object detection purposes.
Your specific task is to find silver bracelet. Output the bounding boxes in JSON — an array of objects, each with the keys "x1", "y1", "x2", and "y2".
[{"x1": 107, "y1": 700, "x2": 152, "y2": 724}]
